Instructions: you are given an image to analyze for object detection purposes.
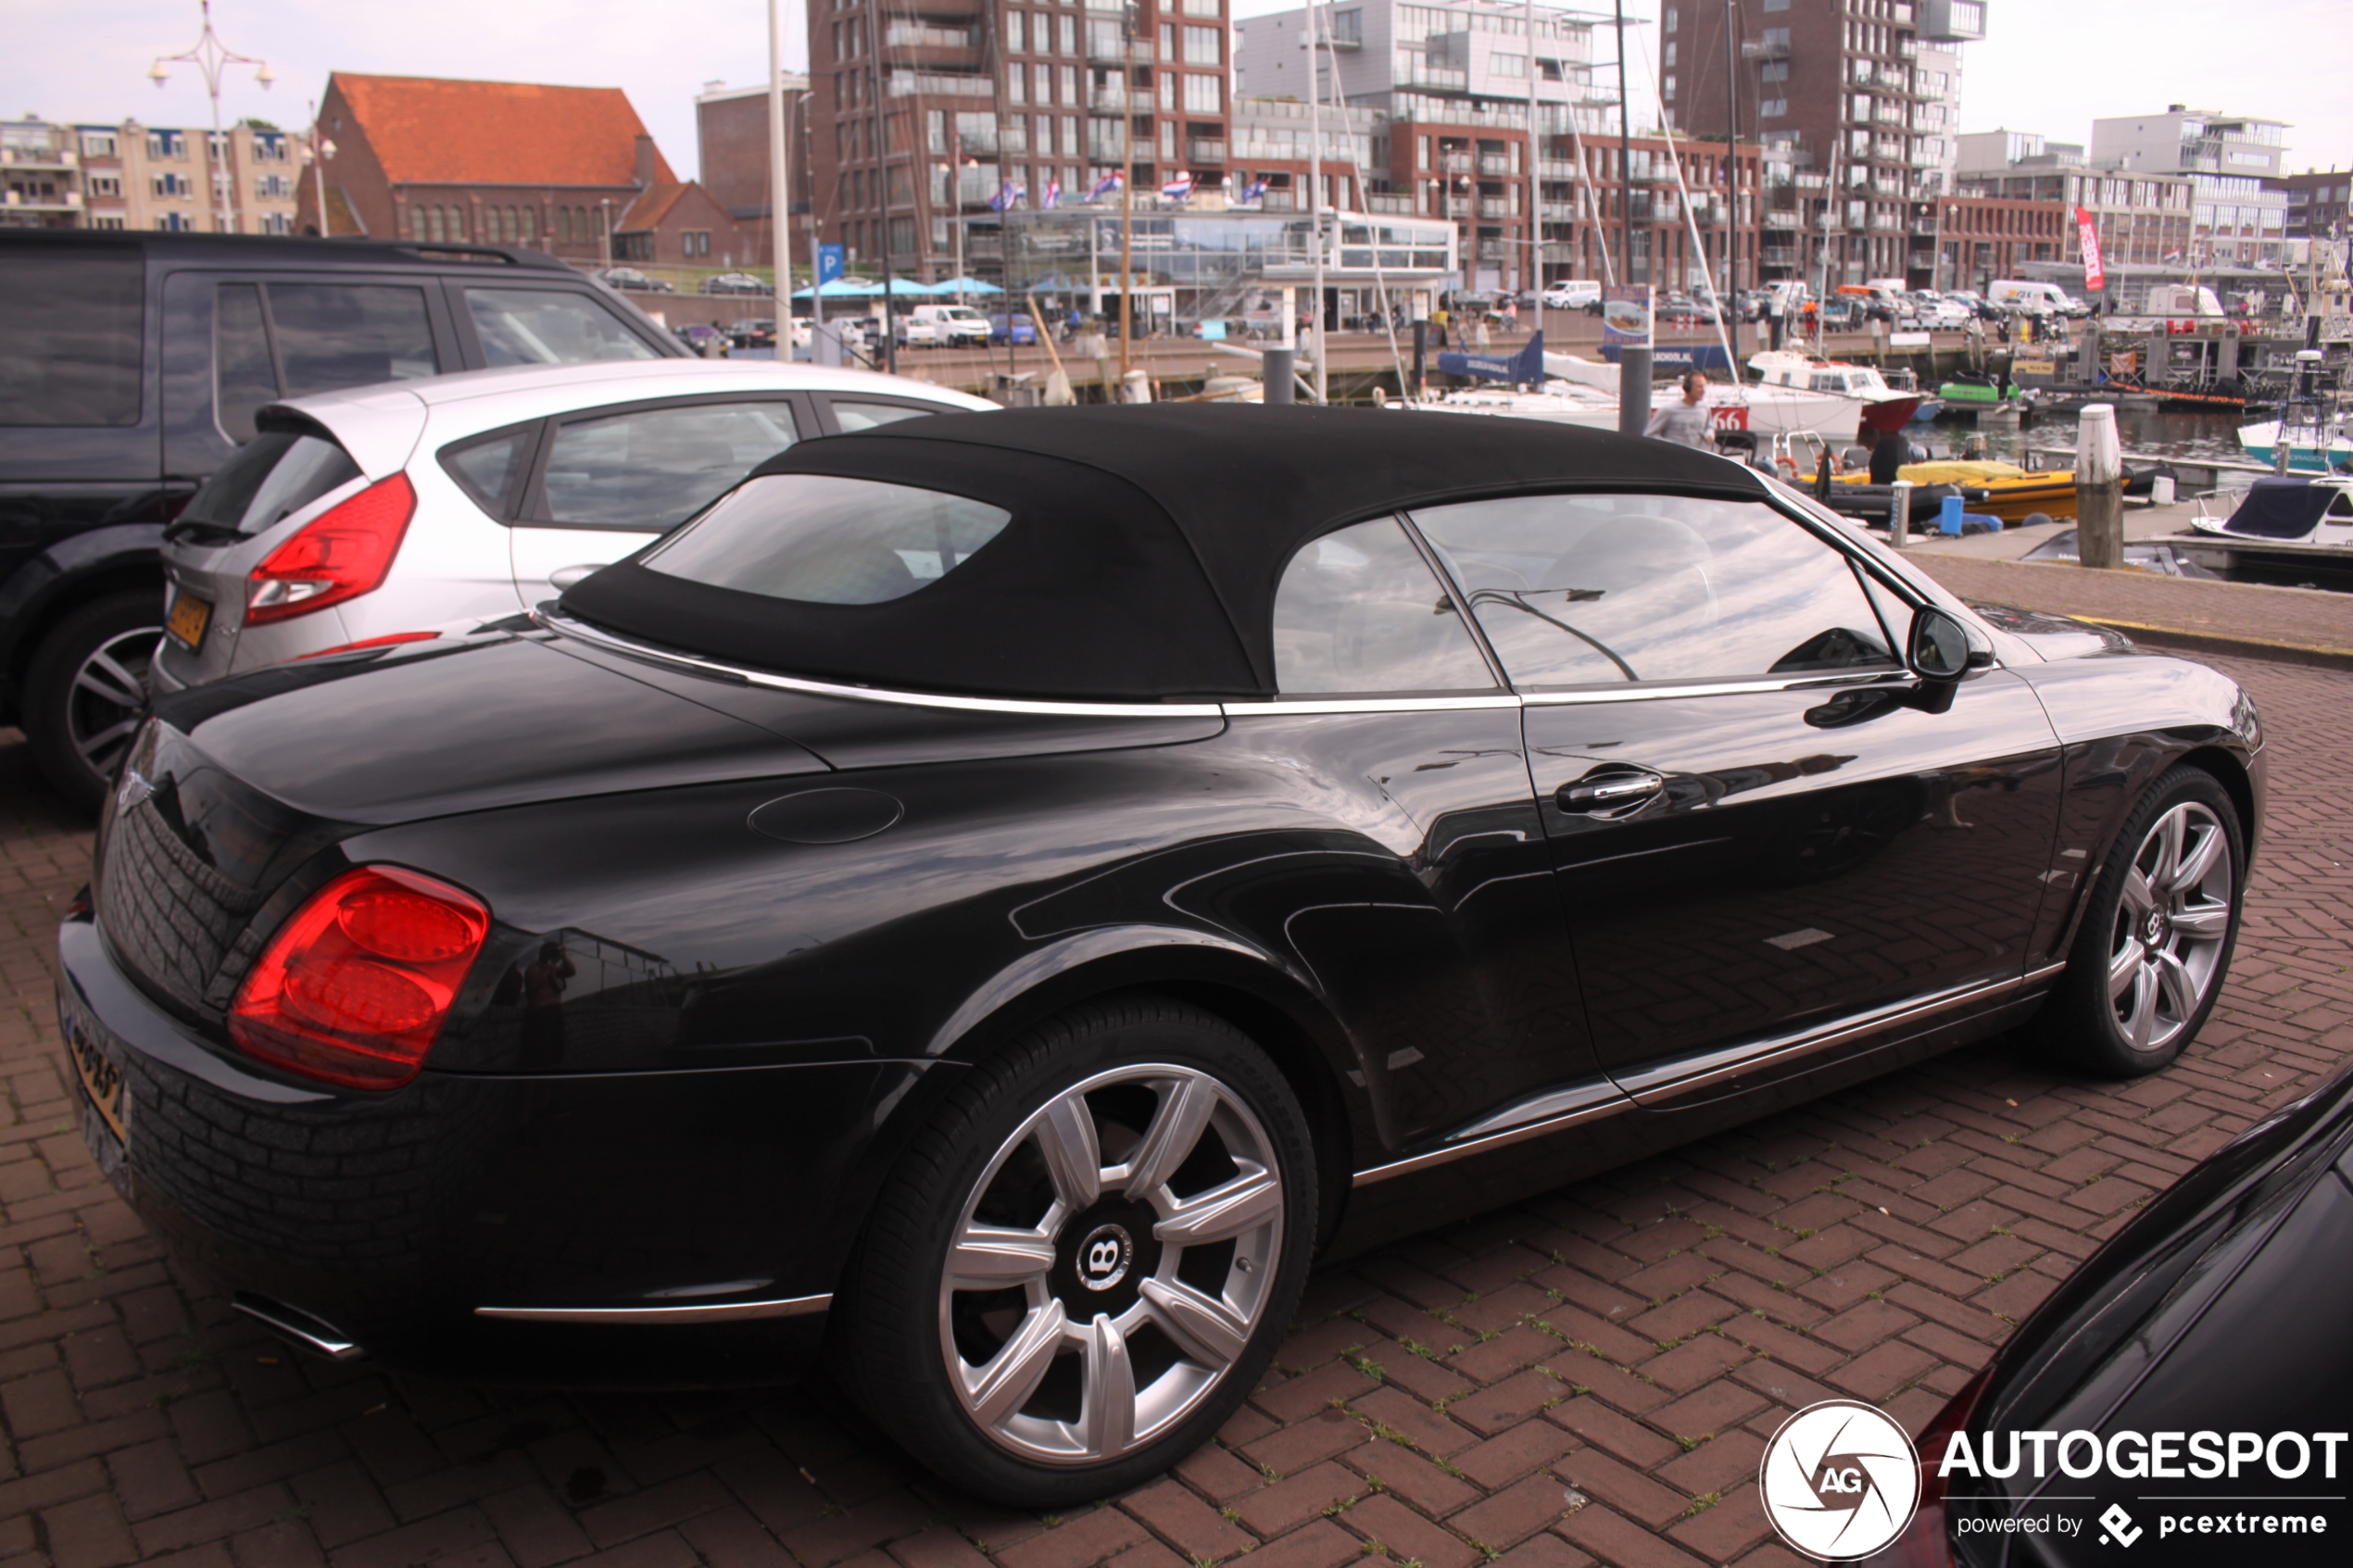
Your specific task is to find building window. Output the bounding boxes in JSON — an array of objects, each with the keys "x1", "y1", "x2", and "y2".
[
  {"x1": 1182, "y1": 0, "x2": 1219, "y2": 15},
  {"x1": 1184, "y1": 24, "x2": 1220, "y2": 65},
  {"x1": 1761, "y1": 27, "x2": 1790, "y2": 49},
  {"x1": 1763, "y1": 0, "x2": 1790, "y2": 9},
  {"x1": 1663, "y1": 43, "x2": 1675, "y2": 68},
  {"x1": 1662, "y1": 73, "x2": 1676, "y2": 102},
  {"x1": 1184, "y1": 73, "x2": 1221, "y2": 114},
  {"x1": 87, "y1": 174, "x2": 122, "y2": 198},
  {"x1": 1664, "y1": 6, "x2": 1677, "y2": 31},
  {"x1": 80, "y1": 131, "x2": 117, "y2": 158},
  {"x1": 1760, "y1": 99, "x2": 1788, "y2": 119},
  {"x1": 1008, "y1": 10, "x2": 1026, "y2": 51}
]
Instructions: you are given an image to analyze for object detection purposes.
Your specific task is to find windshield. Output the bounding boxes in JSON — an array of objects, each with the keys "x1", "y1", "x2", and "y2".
[
  {"x1": 175, "y1": 432, "x2": 361, "y2": 536},
  {"x1": 642, "y1": 473, "x2": 1011, "y2": 605}
]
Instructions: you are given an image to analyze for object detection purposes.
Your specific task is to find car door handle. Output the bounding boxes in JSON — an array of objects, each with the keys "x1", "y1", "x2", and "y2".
[
  {"x1": 1556, "y1": 771, "x2": 1666, "y2": 813},
  {"x1": 548, "y1": 564, "x2": 606, "y2": 590}
]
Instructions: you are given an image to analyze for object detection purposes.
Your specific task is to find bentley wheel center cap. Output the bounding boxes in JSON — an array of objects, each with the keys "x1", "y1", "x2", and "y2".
[
  {"x1": 2145, "y1": 909, "x2": 2168, "y2": 947},
  {"x1": 1075, "y1": 1223, "x2": 1135, "y2": 1292}
]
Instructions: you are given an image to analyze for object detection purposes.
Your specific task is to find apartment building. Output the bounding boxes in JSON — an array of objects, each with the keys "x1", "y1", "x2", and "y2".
[
  {"x1": 2264, "y1": 169, "x2": 2349, "y2": 241},
  {"x1": 1954, "y1": 131, "x2": 2194, "y2": 272},
  {"x1": 695, "y1": 78, "x2": 816, "y2": 266},
  {"x1": 1679, "y1": 0, "x2": 1987, "y2": 290},
  {"x1": 1235, "y1": 0, "x2": 1623, "y2": 293},
  {"x1": 3, "y1": 116, "x2": 308, "y2": 234},
  {"x1": 805, "y1": 0, "x2": 1239, "y2": 282},
  {"x1": 2090, "y1": 107, "x2": 2290, "y2": 264},
  {"x1": 1, "y1": 119, "x2": 82, "y2": 228}
]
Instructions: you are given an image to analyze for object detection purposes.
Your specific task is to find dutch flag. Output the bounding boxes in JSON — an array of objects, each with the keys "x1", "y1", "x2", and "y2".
[
  {"x1": 1088, "y1": 171, "x2": 1123, "y2": 201},
  {"x1": 1162, "y1": 170, "x2": 1194, "y2": 202}
]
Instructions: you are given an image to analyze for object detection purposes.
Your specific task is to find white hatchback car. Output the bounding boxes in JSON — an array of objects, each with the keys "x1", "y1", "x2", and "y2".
[{"x1": 151, "y1": 360, "x2": 994, "y2": 692}]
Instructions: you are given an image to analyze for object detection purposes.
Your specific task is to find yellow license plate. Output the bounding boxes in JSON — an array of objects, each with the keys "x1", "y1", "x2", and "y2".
[
  {"x1": 167, "y1": 590, "x2": 211, "y2": 651},
  {"x1": 69, "y1": 1025, "x2": 129, "y2": 1149}
]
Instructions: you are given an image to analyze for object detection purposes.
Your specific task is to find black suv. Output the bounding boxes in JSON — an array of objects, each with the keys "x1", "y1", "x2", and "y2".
[{"x1": 0, "y1": 232, "x2": 688, "y2": 809}]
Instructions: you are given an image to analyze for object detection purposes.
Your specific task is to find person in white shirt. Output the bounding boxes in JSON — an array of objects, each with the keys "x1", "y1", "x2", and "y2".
[{"x1": 1643, "y1": 371, "x2": 1714, "y2": 448}]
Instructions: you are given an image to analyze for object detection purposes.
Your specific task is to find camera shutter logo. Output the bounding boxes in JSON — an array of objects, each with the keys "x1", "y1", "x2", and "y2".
[{"x1": 1758, "y1": 1399, "x2": 1921, "y2": 1560}]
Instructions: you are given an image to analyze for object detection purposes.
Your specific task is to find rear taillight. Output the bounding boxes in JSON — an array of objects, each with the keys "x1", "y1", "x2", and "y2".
[
  {"x1": 1871, "y1": 1363, "x2": 1995, "y2": 1566},
  {"x1": 229, "y1": 866, "x2": 488, "y2": 1089},
  {"x1": 246, "y1": 472, "x2": 416, "y2": 625}
]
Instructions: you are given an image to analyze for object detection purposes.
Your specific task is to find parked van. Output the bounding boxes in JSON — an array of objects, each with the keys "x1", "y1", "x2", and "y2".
[
  {"x1": 897, "y1": 304, "x2": 993, "y2": 347},
  {"x1": 1987, "y1": 279, "x2": 2074, "y2": 314}
]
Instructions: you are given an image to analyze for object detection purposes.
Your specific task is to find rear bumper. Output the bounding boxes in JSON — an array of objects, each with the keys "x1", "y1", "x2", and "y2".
[{"x1": 56, "y1": 913, "x2": 917, "y2": 1386}]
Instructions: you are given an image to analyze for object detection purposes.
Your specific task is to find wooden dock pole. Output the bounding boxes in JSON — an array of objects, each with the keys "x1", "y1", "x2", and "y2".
[{"x1": 2075, "y1": 404, "x2": 2124, "y2": 570}]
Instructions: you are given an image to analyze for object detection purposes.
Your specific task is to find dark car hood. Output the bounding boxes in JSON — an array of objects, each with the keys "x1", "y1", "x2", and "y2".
[
  {"x1": 1965, "y1": 599, "x2": 2133, "y2": 660},
  {"x1": 151, "y1": 634, "x2": 831, "y2": 825}
]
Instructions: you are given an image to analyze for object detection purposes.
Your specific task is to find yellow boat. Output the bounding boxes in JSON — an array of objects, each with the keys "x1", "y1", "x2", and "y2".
[{"x1": 1837, "y1": 460, "x2": 2077, "y2": 522}]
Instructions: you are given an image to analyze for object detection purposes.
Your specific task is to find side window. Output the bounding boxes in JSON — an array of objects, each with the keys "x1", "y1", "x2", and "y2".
[
  {"x1": 537, "y1": 401, "x2": 801, "y2": 531},
  {"x1": 0, "y1": 244, "x2": 144, "y2": 429},
  {"x1": 1409, "y1": 494, "x2": 1897, "y2": 687},
  {"x1": 439, "y1": 423, "x2": 538, "y2": 520},
  {"x1": 830, "y1": 398, "x2": 940, "y2": 432},
  {"x1": 265, "y1": 282, "x2": 440, "y2": 395},
  {"x1": 466, "y1": 289, "x2": 658, "y2": 365},
  {"x1": 1272, "y1": 517, "x2": 1494, "y2": 696}
]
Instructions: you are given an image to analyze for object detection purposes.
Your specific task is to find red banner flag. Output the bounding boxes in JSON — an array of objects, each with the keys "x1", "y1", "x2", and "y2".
[{"x1": 2076, "y1": 207, "x2": 2106, "y2": 293}]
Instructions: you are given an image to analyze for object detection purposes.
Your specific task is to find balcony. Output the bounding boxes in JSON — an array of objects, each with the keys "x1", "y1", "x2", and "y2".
[
  {"x1": 1087, "y1": 40, "x2": 1152, "y2": 65},
  {"x1": 1741, "y1": 37, "x2": 1791, "y2": 59},
  {"x1": 1476, "y1": 239, "x2": 1507, "y2": 261},
  {"x1": 1188, "y1": 139, "x2": 1226, "y2": 164},
  {"x1": 1439, "y1": 152, "x2": 1473, "y2": 174},
  {"x1": 1365, "y1": 192, "x2": 1416, "y2": 214},
  {"x1": 1477, "y1": 154, "x2": 1511, "y2": 176},
  {"x1": 1541, "y1": 202, "x2": 1579, "y2": 220},
  {"x1": 1764, "y1": 208, "x2": 1800, "y2": 228},
  {"x1": 1393, "y1": 62, "x2": 1469, "y2": 92},
  {"x1": 1477, "y1": 196, "x2": 1512, "y2": 218},
  {"x1": 1761, "y1": 245, "x2": 1797, "y2": 265},
  {"x1": 887, "y1": 70, "x2": 992, "y2": 97},
  {"x1": 1537, "y1": 159, "x2": 1580, "y2": 179},
  {"x1": 0, "y1": 147, "x2": 74, "y2": 169}
]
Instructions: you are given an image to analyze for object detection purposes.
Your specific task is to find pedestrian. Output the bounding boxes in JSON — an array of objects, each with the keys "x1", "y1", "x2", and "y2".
[{"x1": 1644, "y1": 371, "x2": 1714, "y2": 449}]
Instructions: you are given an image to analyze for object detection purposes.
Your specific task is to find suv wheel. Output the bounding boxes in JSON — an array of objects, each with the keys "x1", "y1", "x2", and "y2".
[
  {"x1": 24, "y1": 591, "x2": 163, "y2": 812},
  {"x1": 838, "y1": 998, "x2": 1316, "y2": 1505}
]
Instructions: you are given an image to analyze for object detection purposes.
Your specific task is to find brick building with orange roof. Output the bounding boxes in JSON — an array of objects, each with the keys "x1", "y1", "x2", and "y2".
[{"x1": 298, "y1": 71, "x2": 743, "y2": 267}]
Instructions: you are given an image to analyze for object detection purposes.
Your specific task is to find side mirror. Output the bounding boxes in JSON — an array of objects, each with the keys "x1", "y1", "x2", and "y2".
[
  {"x1": 1908, "y1": 606, "x2": 1970, "y2": 680},
  {"x1": 1906, "y1": 607, "x2": 1973, "y2": 712}
]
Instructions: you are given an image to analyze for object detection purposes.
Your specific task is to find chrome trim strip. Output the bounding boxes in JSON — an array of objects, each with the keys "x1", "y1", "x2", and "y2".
[
  {"x1": 1353, "y1": 969, "x2": 2042, "y2": 1186},
  {"x1": 233, "y1": 1296, "x2": 363, "y2": 1361},
  {"x1": 473, "y1": 1292, "x2": 833, "y2": 1324},
  {"x1": 1521, "y1": 672, "x2": 1918, "y2": 707},
  {"x1": 2021, "y1": 958, "x2": 2070, "y2": 987},
  {"x1": 1618, "y1": 973, "x2": 2025, "y2": 1107},
  {"x1": 1222, "y1": 695, "x2": 1522, "y2": 716},
  {"x1": 1353, "y1": 1085, "x2": 1637, "y2": 1186},
  {"x1": 539, "y1": 611, "x2": 1226, "y2": 720}
]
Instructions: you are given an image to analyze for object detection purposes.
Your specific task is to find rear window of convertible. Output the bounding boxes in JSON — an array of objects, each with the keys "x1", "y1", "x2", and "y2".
[{"x1": 640, "y1": 472, "x2": 1011, "y2": 605}]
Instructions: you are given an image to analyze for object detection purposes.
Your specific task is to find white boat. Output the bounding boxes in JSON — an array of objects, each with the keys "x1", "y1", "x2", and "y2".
[
  {"x1": 1745, "y1": 348, "x2": 1925, "y2": 434},
  {"x1": 1391, "y1": 341, "x2": 1869, "y2": 439},
  {"x1": 2237, "y1": 413, "x2": 2352, "y2": 473},
  {"x1": 2189, "y1": 474, "x2": 2353, "y2": 546}
]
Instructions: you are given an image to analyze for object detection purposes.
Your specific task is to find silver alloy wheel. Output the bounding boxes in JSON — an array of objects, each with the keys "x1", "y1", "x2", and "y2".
[
  {"x1": 69, "y1": 625, "x2": 160, "y2": 785},
  {"x1": 2108, "y1": 801, "x2": 2233, "y2": 1054},
  {"x1": 938, "y1": 1062, "x2": 1283, "y2": 1466}
]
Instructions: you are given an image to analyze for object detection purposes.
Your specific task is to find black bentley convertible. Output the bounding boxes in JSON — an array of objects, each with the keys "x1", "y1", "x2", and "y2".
[{"x1": 61, "y1": 407, "x2": 2260, "y2": 1504}]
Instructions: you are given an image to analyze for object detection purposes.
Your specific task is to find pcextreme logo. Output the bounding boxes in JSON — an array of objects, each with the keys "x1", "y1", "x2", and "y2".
[{"x1": 1757, "y1": 1399, "x2": 1922, "y2": 1561}]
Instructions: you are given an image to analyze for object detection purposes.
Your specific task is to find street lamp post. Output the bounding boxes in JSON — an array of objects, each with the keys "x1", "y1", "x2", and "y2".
[
  {"x1": 768, "y1": 0, "x2": 796, "y2": 353},
  {"x1": 305, "y1": 97, "x2": 333, "y2": 237},
  {"x1": 151, "y1": 0, "x2": 273, "y2": 235}
]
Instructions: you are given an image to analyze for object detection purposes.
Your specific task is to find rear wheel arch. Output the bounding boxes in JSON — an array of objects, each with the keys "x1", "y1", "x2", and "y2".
[
  {"x1": 6, "y1": 559, "x2": 165, "y2": 701},
  {"x1": 918, "y1": 935, "x2": 1364, "y2": 1253}
]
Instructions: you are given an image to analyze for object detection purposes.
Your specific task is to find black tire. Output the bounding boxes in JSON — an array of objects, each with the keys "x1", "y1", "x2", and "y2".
[
  {"x1": 2032, "y1": 766, "x2": 2246, "y2": 1078},
  {"x1": 23, "y1": 590, "x2": 164, "y2": 814},
  {"x1": 837, "y1": 997, "x2": 1317, "y2": 1507}
]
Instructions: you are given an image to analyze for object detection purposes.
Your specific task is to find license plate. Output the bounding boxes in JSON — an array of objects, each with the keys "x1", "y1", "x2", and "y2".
[
  {"x1": 167, "y1": 589, "x2": 212, "y2": 652},
  {"x1": 68, "y1": 1019, "x2": 130, "y2": 1151}
]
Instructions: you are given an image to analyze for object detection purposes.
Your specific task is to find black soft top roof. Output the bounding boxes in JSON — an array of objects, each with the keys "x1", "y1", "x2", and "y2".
[{"x1": 559, "y1": 405, "x2": 1765, "y2": 702}]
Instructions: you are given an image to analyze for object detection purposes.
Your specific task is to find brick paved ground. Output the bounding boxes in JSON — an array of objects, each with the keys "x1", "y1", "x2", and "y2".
[{"x1": 4, "y1": 652, "x2": 2348, "y2": 1568}]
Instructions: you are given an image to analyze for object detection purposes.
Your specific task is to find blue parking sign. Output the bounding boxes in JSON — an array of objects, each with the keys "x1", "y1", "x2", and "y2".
[{"x1": 816, "y1": 245, "x2": 846, "y2": 285}]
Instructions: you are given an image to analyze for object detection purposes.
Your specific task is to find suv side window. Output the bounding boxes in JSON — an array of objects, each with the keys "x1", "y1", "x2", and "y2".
[
  {"x1": 465, "y1": 288, "x2": 659, "y2": 365},
  {"x1": 0, "y1": 244, "x2": 144, "y2": 428},
  {"x1": 1272, "y1": 516, "x2": 1494, "y2": 695},
  {"x1": 211, "y1": 281, "x2": 441, "y2": 441},
  {"x1": 1409, "y1": 493, "x2": 1897, "y2": 687},
  {"x1": 534, "y1": 400, "x2": 801, "y2": 531}
]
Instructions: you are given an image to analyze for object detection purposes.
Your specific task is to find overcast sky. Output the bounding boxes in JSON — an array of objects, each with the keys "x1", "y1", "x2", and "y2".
[{"x1": 9, "y1": 0, "x2": 2347, "y2": 183}]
